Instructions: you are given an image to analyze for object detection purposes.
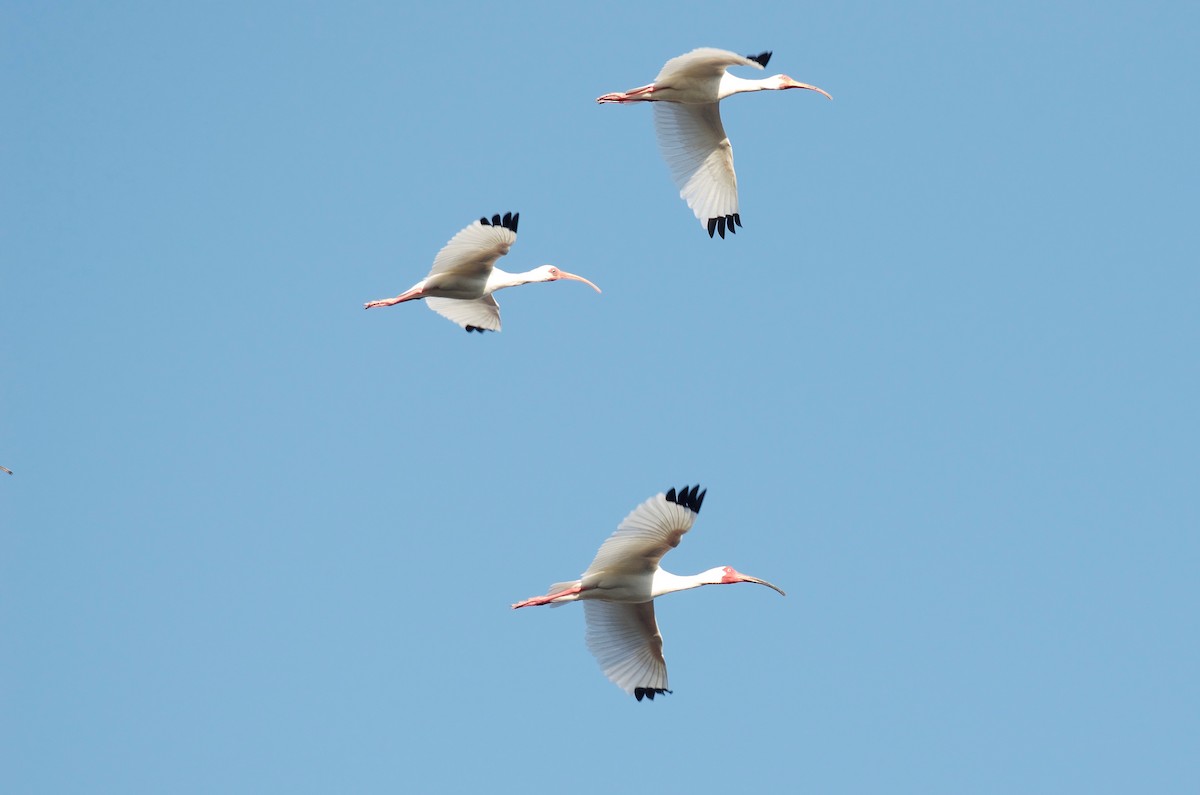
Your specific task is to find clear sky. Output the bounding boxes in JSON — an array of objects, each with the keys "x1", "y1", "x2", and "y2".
[{"x1": 3, "y1": 1, "x2": 1198, "y2": 792}]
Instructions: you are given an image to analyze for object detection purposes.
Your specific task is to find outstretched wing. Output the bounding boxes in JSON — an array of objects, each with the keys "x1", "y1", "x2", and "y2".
[
  {"x1": 584, "y1": 485, "x2": 706, "y2": 578},
  {"x1": 654, "y1": 47, "x2": 767, "y2": 84},
  {"x1": 424, "y1": 213, "x2": 519, "y2": 295},
  {"x1": 584, "y1": 600, "x2": 671, "y2": 700},
  {"x1": 424, "y1": 294, "x2": 502, "y2": 333},
  {"x1": 654, "y1": 103, "x2": 740, "y2": 237}
]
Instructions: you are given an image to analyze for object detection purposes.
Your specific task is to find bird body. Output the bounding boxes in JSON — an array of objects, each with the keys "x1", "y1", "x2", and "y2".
[
  {"x1": 363, "y1": 212, "x2": 600, "y2": 332},
  {"x1": 598, "y1": 48, "x2": 831, "y2": 238},
  {"x1": 513, "y1": 485, "x2": 784, "y2": 700}
]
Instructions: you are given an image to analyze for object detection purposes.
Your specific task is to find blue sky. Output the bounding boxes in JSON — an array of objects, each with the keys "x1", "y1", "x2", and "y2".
[{"x1": 3, "y1": 1, "x2": 1198, "y2": 792}]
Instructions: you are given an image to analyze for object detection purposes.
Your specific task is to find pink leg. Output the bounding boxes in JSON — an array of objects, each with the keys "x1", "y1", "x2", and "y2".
[
  {"x1": 596, "y1": 84, "x2": 657, "y2": 104},
  {"x1": 364, "y1": 286, "x2": 423, "y2": 309},
  {"x1": 511, "y1": 584, "x2": 584, "y2": 609}
]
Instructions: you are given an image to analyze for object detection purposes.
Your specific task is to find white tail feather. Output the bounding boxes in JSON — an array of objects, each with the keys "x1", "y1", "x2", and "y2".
[{"x1": 546, "y1": 579, "x2": 582, "y2": 608}]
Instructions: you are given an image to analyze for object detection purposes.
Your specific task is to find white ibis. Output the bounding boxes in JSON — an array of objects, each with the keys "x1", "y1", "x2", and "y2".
[
  {"x1": 363, "y1": 212, "x2": 601, "y2": 332},
  {"x1": 0, "y1": 466, "x2": 10, "y2": 475},
  {"x1": 597, "y1": 48, "x2": 831, "y2": 238},
  {"x1": 512, "y1": 485, "x2": 785, "y2": 701}
]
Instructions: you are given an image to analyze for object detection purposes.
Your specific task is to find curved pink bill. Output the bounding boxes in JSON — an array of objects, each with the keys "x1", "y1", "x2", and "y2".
[
  {"x1": 557, "y1": 270, "x2": 602, "y2": 293},
  {"x1": 786, "y1": 79, "x2": 833, "y2": 101},
  {"x1": 735, "y1": 571, "x2": 787, "y2": 596}
]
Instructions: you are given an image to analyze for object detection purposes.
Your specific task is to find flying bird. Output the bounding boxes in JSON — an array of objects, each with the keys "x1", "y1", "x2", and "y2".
[
  {"x1": 0, "y1": 466, "x2": 10, "y2": 475},
  {"x1": 363, "y1": 212, "x2": 601, "y2": 332},
  {"x1": 597, "y1": 48, "x2": 831, "y2": 238},
  {"x1": 513, "y1": 485, "x2": 785, "y2": 701}
]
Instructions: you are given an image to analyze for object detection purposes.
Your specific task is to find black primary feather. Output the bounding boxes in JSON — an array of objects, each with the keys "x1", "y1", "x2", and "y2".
[
  {"x1": 665, "y1": 484, "x2": 706, "y2": 514},
  {"x1": 481, "y1": 212, "x2": 519, "y2": 233},
  {"x1": 634, "y1": 687, "x2": 672, "y2": 702},
  {"x1": 707, "y1": 215, "x2": 738, "y2": 239},
  {"x1": 747, "y1": 51, "x2": 772, "y2": 68}
]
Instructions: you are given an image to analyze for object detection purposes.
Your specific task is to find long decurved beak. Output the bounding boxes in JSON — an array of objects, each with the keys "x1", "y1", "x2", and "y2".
[
  {"x1": 786, "y1": 79, "x2": 832, "y2": 101},
  {"x1": 737, "y1": 572, "x2": 786, "y2": 596},
  {"x1": 556, "y1": 270, "x2": 602, "y2": 293}
]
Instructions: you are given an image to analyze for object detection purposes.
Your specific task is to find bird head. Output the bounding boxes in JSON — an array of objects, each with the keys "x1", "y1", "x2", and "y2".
[
  {"x1": 531, "y1": 265, "x2": 602, "y2": 292},
  {"x1": 773, "y1": 75, "x2": 833, "y2": 100},
  {"x1": 711, "y1": 565, "x2": 786, "y2": 596}
]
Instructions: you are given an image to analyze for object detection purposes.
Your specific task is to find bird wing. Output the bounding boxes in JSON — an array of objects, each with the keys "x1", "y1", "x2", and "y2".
[
  {"x1": 584, "y1": 600, "x2": 671, "y2": 699},
  {"x1": 424, "y1": 294, "x2": 502, "y2": 333},
  {"x1": 654, "y1": 47, "x2": 766, "y2": 84},
  {"x1": 426, "y1": 214, "x2": 517, "y2": 284},
  {"x1": 653, "y1": 103, "x2": 740, "y2": 236},
  {"x1": 584, "y1": 485, "x2": 706, "y2": 578}
]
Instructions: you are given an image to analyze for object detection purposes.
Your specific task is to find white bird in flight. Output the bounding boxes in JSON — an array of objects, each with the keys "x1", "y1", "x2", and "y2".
[
  {"x1": 363, "y1": 212, "x2": 601, "y2": 332},
  {"x1": 0, "y1": 465, "x2": 11, "y2": 475},
  {"x1": 598, "y1": 48, "x2": 831, "y2": 238},
  {"x1": 513, "y1": 484, "x2": 785, "y2": 701}
]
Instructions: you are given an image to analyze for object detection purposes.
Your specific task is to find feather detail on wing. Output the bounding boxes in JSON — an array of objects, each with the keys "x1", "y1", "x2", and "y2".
[
  {"x1": 425, "y1": 294, "x2": 502, "y2": 332},
  {"x1": 584, "y1": 487, "x2": 704, "y2": 578},
  {"x1": 427, "y1": 218, "x2": 516, "y2": 281},
  {"x1": 654, "y1": 47, "x2": 766, "y2": 84},
  {"x1": 584, "y1": 601, "x2": 671, "y2": 698},
  {"x1": 654, "y1": 103, "x2": 739, "y2": 230}
]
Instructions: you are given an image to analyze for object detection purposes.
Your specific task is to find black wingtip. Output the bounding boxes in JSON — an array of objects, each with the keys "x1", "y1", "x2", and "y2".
[
  {"x1": 464, "y1": 325, "x2": 488, "y2": 333},
  {"x1": 664, "y1": 484, "x2": 706, "y2": 514},
  {"x1": 481, "y1": 212, "x2": 519, "y2": 233},
  {"x1": 747, "y1": 51, "x2": 772, "y2": 68},
  {"x1": 707, "y1": 215, "x2": 739, "y2": 239},
  {"x1": 634, "y1": 687, "x2": 672, "y2": 702}
]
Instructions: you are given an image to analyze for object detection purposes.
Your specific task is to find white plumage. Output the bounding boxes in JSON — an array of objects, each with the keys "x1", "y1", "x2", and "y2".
[
  {"x1": 598, "y1": 48, "x2": 831, "y2": 238},
  {"x1": 513, "y1": 485, "x2": 785, "y2": 701},
  {"x1": 363, "y1": 212, "x2": 600, "y2": 332},
  {"x1": 585, "y1": 601, "x2": 668, "y2": 696}
]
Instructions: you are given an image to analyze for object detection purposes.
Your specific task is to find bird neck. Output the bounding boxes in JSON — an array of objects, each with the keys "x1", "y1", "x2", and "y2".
[
  {"x1": 486, "y1": 267, "x2": 539, "y2": 293},
  {"x1": 651, "y1": 567, "x2": 722, "y2": 598},
  {"x1": 718, "y1": 73, "x2": 777, "y2": 100}
]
